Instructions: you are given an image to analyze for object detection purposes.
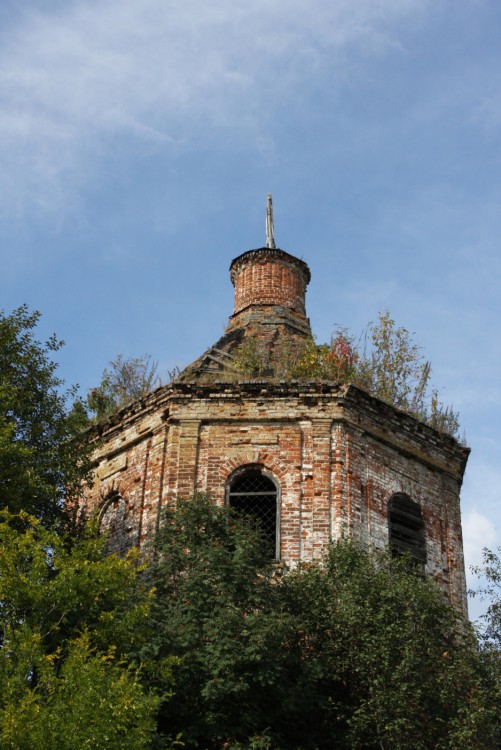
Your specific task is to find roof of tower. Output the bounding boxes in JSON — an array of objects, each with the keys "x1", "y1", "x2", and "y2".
[
  {"x1": 175, "y1": 194, "x2": 314, "y2": 382},
  {"x1": 177, "y1": 243, "x2": 313, "y2": 382}
]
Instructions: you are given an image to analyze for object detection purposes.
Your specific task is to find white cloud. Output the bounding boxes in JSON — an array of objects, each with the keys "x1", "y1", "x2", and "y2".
[
  {"x1": 0, "y1": 0, "x2": 432, "y2": 217},
  {"x1": 457, "y1": 436, "x2": 501, "y2": 619},
  {"x1": 463, "y1": 507, "x2": 499, "y2": 623},
  {"x1": 463, "y1": 508, "x2": 498, "y2": 573}
]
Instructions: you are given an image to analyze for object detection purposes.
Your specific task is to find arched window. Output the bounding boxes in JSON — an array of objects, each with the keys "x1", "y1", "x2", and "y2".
[
  {"x1": 388, "y1": 493, "x2": 426, "y2": 567},
  {"x1": 227, "y1": 468, "x2": 279, "y2": 559},
  {"x1": 99, "y1": 491, "x2": 135, "y2": 556}
]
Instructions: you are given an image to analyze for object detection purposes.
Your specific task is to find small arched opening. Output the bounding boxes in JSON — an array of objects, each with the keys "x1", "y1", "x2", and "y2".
[
  {"x1": 388, "y1": 493, "x2": 426, "y2": 568},
  {"x1": 99, "y1": 491, "x2": 135, "y2": 556},
  {"x1": 227, "y1": 467, "x2": 280, "y2": 559}
]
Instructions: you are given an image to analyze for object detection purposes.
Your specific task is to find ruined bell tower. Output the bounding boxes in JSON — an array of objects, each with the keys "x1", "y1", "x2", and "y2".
[{"x1": 82, "y1": 197, "x2": 469, "y2": 613}]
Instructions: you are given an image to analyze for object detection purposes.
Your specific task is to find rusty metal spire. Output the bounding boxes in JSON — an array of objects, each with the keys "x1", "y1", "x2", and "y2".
[{"x1": 266, "y1": 193, "x2": 276, "y2": 249}]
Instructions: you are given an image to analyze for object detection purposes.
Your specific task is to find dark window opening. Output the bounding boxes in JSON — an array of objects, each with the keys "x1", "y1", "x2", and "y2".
[
  {"x1": 99, "y1": 492, "x2": 135, "y2": 557},
  {"x1": 228, "y1": 469, "x2": 279, "y2": 558},
  {"x1": 388, "y1": 493, "x2": 426, "y2": 567}
]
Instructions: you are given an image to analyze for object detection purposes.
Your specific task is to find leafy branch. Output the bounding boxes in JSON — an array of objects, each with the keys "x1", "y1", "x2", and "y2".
[
  {"x1": 87, "y1": 354, "x2": 161, "y2": 421},
  {"x1": 231, "y1": 311, "x2": 461, "y2": 439}
]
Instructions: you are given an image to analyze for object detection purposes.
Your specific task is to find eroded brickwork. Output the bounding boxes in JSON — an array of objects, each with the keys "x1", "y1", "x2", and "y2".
[
  {"x1": 230, "y1": 248, "x2": 310, "y2": 316},
  {"x1": 179, "y1": 248, "x2": 312, "y2": 381},
  {"x1": 82, "y1": 245, "x2": 469, "y2": 614},
  {"x1": 83, "y1": 381, "x2": 469, "y2": 613}
]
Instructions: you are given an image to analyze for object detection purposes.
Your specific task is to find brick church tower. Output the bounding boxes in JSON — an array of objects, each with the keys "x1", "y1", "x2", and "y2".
[{"x1": 82, "y1": 198, "x2": 469, "y2": 613}]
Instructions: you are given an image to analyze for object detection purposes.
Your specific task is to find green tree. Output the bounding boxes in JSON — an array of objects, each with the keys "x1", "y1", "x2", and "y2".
[
  {"x1": 471, "y1": 546, "x2": 501, "y2": 744},
  {"x1": 355, "y1": 310, "x2": 430, "y2": 411},
  {"x1": 358, "y1": 311, "x2": 460, "y2": 437},
  {"x1": 142, "y1": 496, "x2": 299, "y2": 748},
  {"x1": 231, "y1": 311, "x2": 460, "y2": 438},
  {"x1": 281, "y1": 544, "x2": 495, "y2": 750},
  {"x1": 142, "y1": 497, "x2": 494, "y2": 749},
  {"x1": 0, "y1": 305, "x2": 91, "y2": 526},
  {"x1": 471, "y1": 546, "x2": 501, "y2": 648},
  {"x1": 87, "y1": 353, "x2": 161, "y2": 421},
  {"x1": 0, "y1": 632, "x2": 157, "y2": 750},
  {"x1": 0, "y1": 510, "x2": 161, "y2": 749}
]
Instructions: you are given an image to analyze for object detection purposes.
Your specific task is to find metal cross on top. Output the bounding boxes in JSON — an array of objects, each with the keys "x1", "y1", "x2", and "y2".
[{"x1": 266, "y1": 193, "x2": 276, "y2": 249}]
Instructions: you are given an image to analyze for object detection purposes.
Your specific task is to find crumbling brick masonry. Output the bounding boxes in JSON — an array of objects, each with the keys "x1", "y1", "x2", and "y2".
[{"x1": 82, "y1": 245, "x2": 469, "y2": 614}]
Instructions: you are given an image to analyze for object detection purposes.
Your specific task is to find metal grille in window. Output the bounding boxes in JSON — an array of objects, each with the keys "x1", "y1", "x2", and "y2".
[
  {"x1": 99, "y1": 493, "x2": 135, "y2": 557},
  {"x1": 388, "y1": 493, "x2": 426, "y2": 566},
  {"x1": 228, "y1": 471, "x2": 278, "y2": 558}
]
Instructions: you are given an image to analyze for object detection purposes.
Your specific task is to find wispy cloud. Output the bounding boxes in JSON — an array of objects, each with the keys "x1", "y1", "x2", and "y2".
[
  {"x1": 463, "y1": 508, "x2": 498, "y2": 573},
  {"x1": 0, "y1": 0, "x2": 431, "y2": 218},
  {"x1": 463, "y1": 507, "x2": 499, "y2": 623},
  {"x1": 462, "y1": 453, "x2": 501, "y2": 600}
]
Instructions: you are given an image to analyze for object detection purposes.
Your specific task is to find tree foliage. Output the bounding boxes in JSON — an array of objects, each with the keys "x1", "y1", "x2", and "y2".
[
  {"x1": 141, "y1": 496, "x2": 495, "y2": 749},
  {"x1": 0, "y1": 304, "x2": 489, "y2": 747},
  {"x1": 87, "y1": 353, "x2": 161, "y2": 421},
  {"x1": 232, "y1": 311, "x2": 460, "y2": 438},
  {"x1": 471, "y1": 546, "x2": 501, "y2": 648},
  {"x1": 142, "y1": 496, "x2": 295, "y2": 748},
  {"x1": 281, "y1": 545, "x2": 495, "y2": 750},
  {"x1": 0, "y1": 305, "x2": 91, "y2": 526},
  {"x1": 0, "y1": 495, "x2": 497, "y2": 749},
  {"x1": 0, "y1": 510, "x2": 160, "y2": 749},
  {"x1": 470, "y1": 546, "x2": 501, "y2": 739}
]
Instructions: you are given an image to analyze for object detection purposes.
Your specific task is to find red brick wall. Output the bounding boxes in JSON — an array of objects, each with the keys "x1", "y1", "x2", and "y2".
[
  {"x1": 81, "y1": 246, "x2": 469, "y2": 618},
  {"x1": 83, "y1": 382, "x2": 469, "y2": 615},
  {"x1": 230, "y1": 249, "x2": 310, "y2": 315}
]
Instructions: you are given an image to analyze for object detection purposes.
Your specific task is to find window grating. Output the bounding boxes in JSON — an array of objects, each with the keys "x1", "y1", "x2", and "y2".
[
  {"x1": 388, "y1": 493, "x2": 426, "y2": 566},
  {"x1": 100, "y1": 492, "x2": 135, "y2": 557},
  {"x1": 228, "y1": 471, "x2": 278, "y2": 558}
]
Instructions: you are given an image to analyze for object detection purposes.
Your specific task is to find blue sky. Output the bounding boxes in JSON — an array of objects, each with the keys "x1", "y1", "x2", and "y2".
[{"x1": 1, "y1": 0, "x2": 500, "y2": 621}]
